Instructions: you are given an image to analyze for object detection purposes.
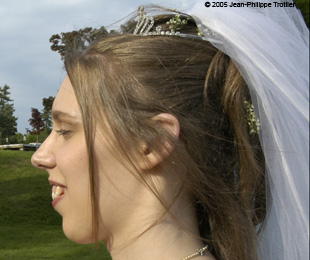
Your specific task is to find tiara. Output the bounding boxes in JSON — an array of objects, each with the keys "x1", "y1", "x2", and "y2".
[
  {"x1": 133, "y1": 6, "x2": 189, "y2": 36},
  {"x1": 132, "y1": 6, "x2": 221, "y2": 41}
]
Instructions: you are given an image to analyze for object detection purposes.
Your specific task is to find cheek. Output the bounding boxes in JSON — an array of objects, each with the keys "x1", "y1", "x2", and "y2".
[
  {"x1": 95, "y1": 151, "x2": 146, "y2": 227},
  {"x1": 58, "y1": 137, "x2": 89, "y2": 183},
  {"x1": 57, "y1": 140, "x2": 94, "y2": 243}
]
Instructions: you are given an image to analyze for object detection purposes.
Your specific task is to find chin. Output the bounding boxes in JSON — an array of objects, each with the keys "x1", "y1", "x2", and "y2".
[{"x1": 62, "y1": 220, "x2": 94, "y2": 244}]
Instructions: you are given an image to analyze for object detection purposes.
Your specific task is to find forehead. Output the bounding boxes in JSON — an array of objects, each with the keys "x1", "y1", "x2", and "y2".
[{"x1": 52, "y1": 76, "x2": 81, "y2": 121}]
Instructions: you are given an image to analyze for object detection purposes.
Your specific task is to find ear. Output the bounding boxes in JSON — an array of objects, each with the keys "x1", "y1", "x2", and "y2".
[{"x1": 139, "y1": 113, "x2": 180, "y2": 170}]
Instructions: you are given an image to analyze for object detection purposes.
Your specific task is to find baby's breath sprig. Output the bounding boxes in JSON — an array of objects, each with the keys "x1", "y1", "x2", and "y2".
[
  {"x1": 197, "y1": 27, "x2": 204, "y2": 37},
  {"x1": 166, "y1": 14, "x2": 189, "y2": 32},
  {"x1": 244, "y1": 100, "x2": 260, "y2": 135}
]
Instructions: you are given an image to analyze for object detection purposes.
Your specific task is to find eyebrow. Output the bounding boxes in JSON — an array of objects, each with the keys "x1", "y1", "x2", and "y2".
[{"x1": 52, "y1": 110, "x2": 79, "y2": 122}]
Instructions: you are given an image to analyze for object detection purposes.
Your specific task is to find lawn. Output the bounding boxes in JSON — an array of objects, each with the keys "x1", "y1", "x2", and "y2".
[{"x1": 0, "y1": 150, "x2": 111, "y2": 260}]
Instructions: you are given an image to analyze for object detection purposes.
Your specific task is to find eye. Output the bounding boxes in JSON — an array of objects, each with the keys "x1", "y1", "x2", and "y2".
[{"x1": 55, "y1": 129, "x2": 72, "y2": 137}]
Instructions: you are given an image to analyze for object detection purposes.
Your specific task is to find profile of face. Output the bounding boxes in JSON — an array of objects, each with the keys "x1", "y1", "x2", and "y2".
[{"x1": 31, "y1": 76, "x2": 152, "y2": 245}]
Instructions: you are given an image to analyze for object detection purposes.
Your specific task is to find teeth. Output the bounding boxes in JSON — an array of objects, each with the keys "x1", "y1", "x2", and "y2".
[
  {"x1": 55, "y1": 186, "x2": 62, "y2": 195},
  {"x1": 52, "y1": 186, "x2": 64, "y2": 200}
]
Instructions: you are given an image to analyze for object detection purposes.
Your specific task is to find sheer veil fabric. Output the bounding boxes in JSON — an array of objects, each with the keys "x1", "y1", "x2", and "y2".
[{"x1": 189, "y1": 0, "x2": 309, "y2": 259}]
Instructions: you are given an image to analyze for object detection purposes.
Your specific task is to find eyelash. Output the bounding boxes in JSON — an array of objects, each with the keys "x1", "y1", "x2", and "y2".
[{"x1": 55, "y1": 129, "x2": 72, "y2": 137}]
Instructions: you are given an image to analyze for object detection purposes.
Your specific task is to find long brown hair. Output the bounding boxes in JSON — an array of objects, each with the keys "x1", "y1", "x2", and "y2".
[{"x1": 64, "y1": 9, "x2": 265, "y2": 260}]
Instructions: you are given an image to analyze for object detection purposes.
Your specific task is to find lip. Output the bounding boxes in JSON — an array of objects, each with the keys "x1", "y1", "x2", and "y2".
[
  {"x1": 49, "y1": 179, "x2": 67, "y2": 208},
  {"x1": 49, "y1": 179, "x2": 67, "y2": 188},
  {"x1": 52, "y1": 193, "x2": 65, "y2": 207}
]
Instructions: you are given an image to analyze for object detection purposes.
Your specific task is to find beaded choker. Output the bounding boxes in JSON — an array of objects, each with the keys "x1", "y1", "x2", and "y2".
[{"x1": 182, "y1": 245, "x2": 209, "y2": 260}]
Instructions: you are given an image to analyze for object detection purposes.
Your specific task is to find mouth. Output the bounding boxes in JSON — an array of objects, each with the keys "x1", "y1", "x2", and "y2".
[
  {"x1": 49, "y1": 180, "x2": 66, "y2": 207},
  {"x1": 52, "y1": 185, "x2": 65, "y2": 207}
]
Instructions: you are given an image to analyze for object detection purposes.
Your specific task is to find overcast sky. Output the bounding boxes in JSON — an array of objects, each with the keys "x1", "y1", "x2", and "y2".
[{"x1": 0, "y1": 0, "x2": 197, "y2": 134}]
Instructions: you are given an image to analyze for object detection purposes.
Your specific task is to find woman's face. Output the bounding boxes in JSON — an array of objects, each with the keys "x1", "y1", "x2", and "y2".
[{"x1": 31, "y1": 76, "x2": 148, "y2": 244}]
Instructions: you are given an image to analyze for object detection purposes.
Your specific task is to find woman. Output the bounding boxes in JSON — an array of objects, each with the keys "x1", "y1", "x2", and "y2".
[{"x1": 31, "y1": 1, "x2": 309, "y2": 259}]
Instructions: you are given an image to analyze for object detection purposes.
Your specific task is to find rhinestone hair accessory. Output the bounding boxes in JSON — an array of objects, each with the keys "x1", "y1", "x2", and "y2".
[
  {"x1": 133, "y1": 7, "x2": 155, "y2": 35},
  {"x1": 134, "y1": 6, "x2": 188, "y2": 36},
  {"x1": 133, "y1": 6, "x2": 220, "y2": 41}
]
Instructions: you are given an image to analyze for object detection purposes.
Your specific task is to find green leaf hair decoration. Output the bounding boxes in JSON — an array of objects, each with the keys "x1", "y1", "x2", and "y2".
[{"x1": 244, "y1": 100, "x2": 260, "y2": 135}]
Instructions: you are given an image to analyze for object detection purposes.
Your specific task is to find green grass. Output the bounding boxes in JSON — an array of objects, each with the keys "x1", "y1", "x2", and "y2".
[{"x1": 0, "y1": 150, "x2": 111, "y2": 259}]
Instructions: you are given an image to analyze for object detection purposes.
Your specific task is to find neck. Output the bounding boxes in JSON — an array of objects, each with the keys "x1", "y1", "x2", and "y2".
[
  {"x1": 109, "y1": 217, "x2": 204, "y2": 260},
  {"x1": 106, "y1": 196, "x2": 214, "y2": 260},
  {"x1": 100, "y1": 166, "x2": 215, "y2": 260}
]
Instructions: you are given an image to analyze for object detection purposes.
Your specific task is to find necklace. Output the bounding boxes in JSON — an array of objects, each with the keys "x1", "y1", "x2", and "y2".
[{"x1": 182, "y1": 245, "x2": 209, "y2": 260}]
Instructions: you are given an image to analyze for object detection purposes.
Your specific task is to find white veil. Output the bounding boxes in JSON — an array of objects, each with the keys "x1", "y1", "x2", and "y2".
[{"x1": 189, "y1": 1, "x2": 309, "y2": 259}]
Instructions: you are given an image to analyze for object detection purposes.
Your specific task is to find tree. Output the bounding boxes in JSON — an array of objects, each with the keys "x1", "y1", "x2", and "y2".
[
  {"x1": 119, "y1": 19, "x2": 137, "y2": 33},
  {"x1": 295, "y1": 0, "x2": 309, "y2": 28},
  {"x1": 49, "y1": 26, "x2": 110, "y2": 60},
  {"x1": 49, "y1": 19, "x2": 140, "y2": 59},
  {"x1": 28, "y1": 108, "x2": 44, "y2": 143},
  {"x1": 42, "y1": 96, "x2": 54, "y2": 131},
  {"x1": 0, "y1": 85, "x2": 17, "y2": 142}
]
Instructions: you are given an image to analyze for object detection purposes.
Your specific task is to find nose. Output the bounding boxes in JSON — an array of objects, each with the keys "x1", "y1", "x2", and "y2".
[{"x1": 31, "y1": 134, "x2": 56, "y2": 170}]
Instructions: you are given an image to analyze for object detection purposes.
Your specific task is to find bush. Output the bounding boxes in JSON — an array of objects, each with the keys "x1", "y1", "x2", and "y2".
[
  {"x1": 16, "y1": 133, "x2": 26, "y2": 143},
  {"x1": 8, "y1": 135, "x2": 17, "y2": 144},
  {"x1": 0, "y1": 133, "x2": 26, "y2": 145},
  {"x1": 25, "y1": 134, "x2": 37, "y2": 144},
  {"x1": 38, "y1": 128, "x2": 51, "y2": 143}
]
